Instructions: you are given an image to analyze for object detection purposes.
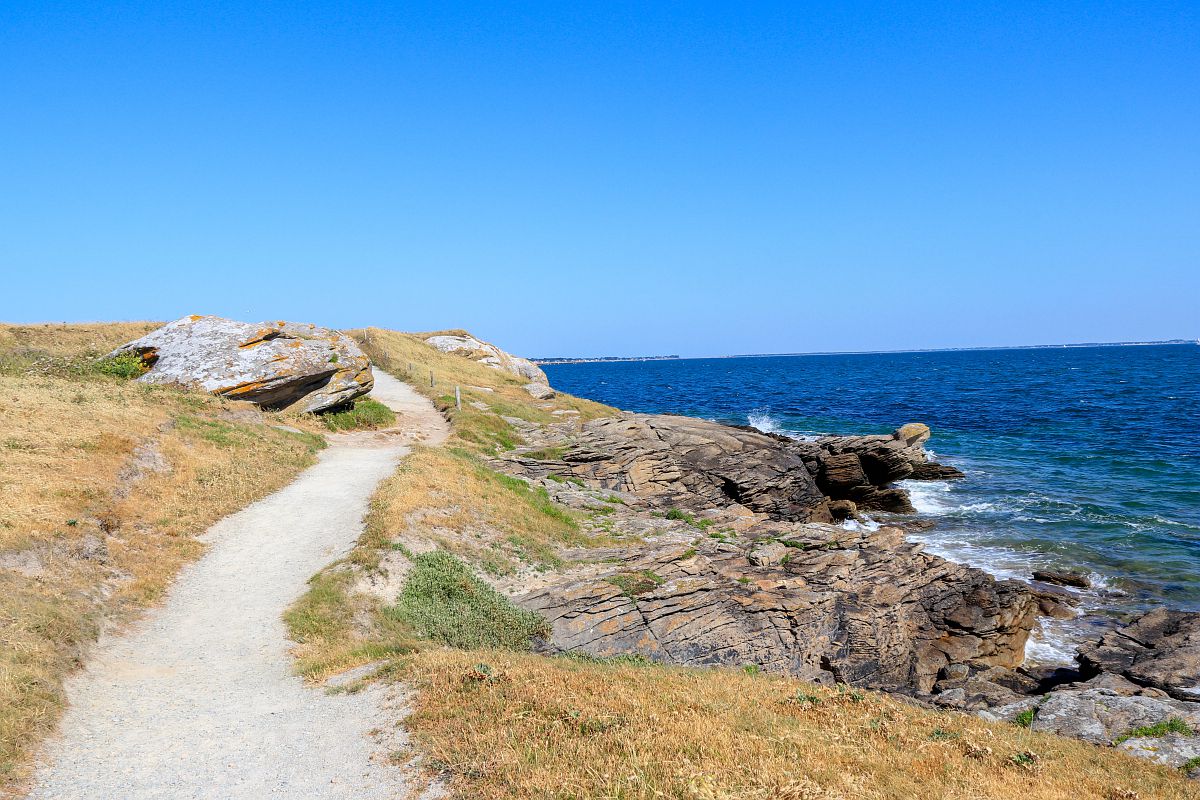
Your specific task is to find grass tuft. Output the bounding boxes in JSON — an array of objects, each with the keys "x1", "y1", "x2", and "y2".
[
  {"x1": 386, "y1": 551, "x2": 549, "y2": 650},
  {"x1": 1114, "y1": 717, "x2": 1193, "y2": 744},
  {"x1": 320, "y1": 398, "x2": 397, "y2": 432}
]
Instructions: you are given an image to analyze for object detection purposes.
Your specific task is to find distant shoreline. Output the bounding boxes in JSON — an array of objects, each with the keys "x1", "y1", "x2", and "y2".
[{"x1": 534, "y1": 339, "x2": 1197, "y2": 364}]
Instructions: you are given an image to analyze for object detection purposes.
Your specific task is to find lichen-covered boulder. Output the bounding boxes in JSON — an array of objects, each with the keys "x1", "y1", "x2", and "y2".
[
  {"x1": 423, "y1": 332, "x2": 548, "y2": 383},
  {"x1": 108, "y1": 315, "x2": 373, "y2": 413}
]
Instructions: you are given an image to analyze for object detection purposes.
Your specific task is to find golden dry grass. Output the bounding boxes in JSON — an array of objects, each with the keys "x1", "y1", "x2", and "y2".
[
  {"x1": 0, "y1": 324, "x2": 326, "y2": 788},
  {"x1": 406, "y1": 650, "x2": 1200, "y2": 800},
  {"x1": 0, "y1": 322, "x2": 160, "y2": 360},
  {"x1": 349, "y1": 328, "x2": 614, "y2": 452},
  {"x1": 362, "y1": 446, "x2": 590, "y2": 573}
]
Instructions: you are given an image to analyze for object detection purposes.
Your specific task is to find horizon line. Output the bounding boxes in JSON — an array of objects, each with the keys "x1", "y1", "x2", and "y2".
[{"x1": 534, "y1": 338, "x2": 1198, "y2": 363}]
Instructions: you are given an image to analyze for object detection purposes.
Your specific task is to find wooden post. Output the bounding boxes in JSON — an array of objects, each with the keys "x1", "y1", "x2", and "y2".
[
  {"x1": 455, "y1": 385, "x2": 461, "y2": 410},
  {"x1": 430, "y1": 369, "x2": 435, "y2": 388}
]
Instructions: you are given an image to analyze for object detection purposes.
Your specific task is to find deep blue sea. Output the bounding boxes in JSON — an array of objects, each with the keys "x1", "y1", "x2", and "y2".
[{"x1": 545, "y1": 344, "x2": 1200, "y2": 662}]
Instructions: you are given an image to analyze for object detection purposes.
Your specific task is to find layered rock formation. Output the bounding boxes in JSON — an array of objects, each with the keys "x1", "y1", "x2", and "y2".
[
  {"x1": 496, "y1": 413, "x2": 1038, "y2": 697},
  {"x1": 109, "y1": 315, "x2": 373, "y2": 413},
  {"x1": 423, "y1": 332, "x2": 547, "y2": 383},
  {"x1": 509, "y1": 414, "x2": 960, "y2": 521},
  {"x1": 522, "y1": 520, "x2": 1036, "y2": 694}
]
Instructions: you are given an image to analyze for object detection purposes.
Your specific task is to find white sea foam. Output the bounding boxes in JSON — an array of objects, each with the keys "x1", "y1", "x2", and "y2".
[
  {"x1": 898, "y1": 480, "x2": 956, "y2": 514},
  {"x1": 1024, "y1": 622, "x2": 1080, "y2": 666},
  {"x1": 841, "y1": 517, "x2": 881, "y2": 532},
  {"x1": 747, "y1": 411, "x2": 782, "y2": 434}
]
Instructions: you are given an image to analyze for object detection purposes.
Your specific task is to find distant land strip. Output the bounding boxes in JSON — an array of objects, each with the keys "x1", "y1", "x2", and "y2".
[{"x1": 533, "y1": 339, "x2": 1197, "y2": 364}]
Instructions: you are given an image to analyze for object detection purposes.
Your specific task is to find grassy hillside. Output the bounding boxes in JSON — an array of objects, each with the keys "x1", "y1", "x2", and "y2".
[
  {"x1": 0, "y1": 324, "x2": 326, "y2": 789},
  {"x1": 289, "y1": 329, "x2": 1199, "y2": 800},
  {"x1": 0, "y1": 322, "x2": 160, "y2": 365},
  {"x1": 349, "y1": 327, "x2": 614, "y2": 451}
]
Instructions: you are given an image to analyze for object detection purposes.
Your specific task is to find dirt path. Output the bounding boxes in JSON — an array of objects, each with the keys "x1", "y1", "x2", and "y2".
[{"x1": 28, "y1": 371, "x2": 448, "y2": 800}]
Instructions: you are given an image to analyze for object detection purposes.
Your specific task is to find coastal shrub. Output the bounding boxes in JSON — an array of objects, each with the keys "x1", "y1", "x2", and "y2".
[
  {"x1": 387, "y1": 551, "x2": 549, "y2": 650},
  {"x1": 320, "y1": 398, "x2": 396, "y2": 432},
  {"x1": 93, "y1": 352, "x2": 148, "y2": 379}
]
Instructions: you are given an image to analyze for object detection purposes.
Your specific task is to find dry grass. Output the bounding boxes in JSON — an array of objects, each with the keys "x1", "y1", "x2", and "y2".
[
  {"x1": 0, "y1": 322, "x2": 160, "y2": 368},
  {"x1": 349, "y1": 328, "x2": 614, "y2": 452},
  {"x1": 362, "y1": 446, "x2": 590, "y2": 574},
  {"x1": 0, "y1": 324, "x2": 326, "y2": 787},
  {"x1": 406, "y1": 650, "x2": 1199, "y2": 800}
]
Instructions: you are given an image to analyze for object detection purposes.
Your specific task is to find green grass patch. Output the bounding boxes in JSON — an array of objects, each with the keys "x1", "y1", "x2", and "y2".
[
  {"x1": 386, "y1": 551, "x2": 549, "y2": 650},
  {"x1": 321, "y1": 398, "x2": 397, "y2": 432},
  {"x1": 93, "y1": 351, "x2": 149, "y2": 379},
  {"x1": 1014, "y1": 707, "x2": 1036, "y2": 728},
  {"x1": 174, "y1": 415, "x2": 249, "y2": 448},
  {"x1": 665, "y1": 508, "x2": 714, "y2": 529},
  {"x1": 1115, "y1": 717, "x2": 1193, "y2": 744},
  {"x1": 495, "y1": 473, "x2": 578, "y2": 528},
  {"x1": 606, "y1": 570, "x2": 665, "y2": 598},
  {"x1": 522, "y1": 446, "x2": 567, "y2": 461}
]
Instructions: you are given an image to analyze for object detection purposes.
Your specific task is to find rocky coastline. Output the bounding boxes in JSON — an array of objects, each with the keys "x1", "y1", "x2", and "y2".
[{"x1": 493, "y1": 409, "x2": 1200, "y2": 775}]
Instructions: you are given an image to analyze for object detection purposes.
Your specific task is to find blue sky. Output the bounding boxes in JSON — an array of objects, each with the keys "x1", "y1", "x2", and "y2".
[{"x1": 2, "y1": 2, "x2": 1196, "y2": 357}]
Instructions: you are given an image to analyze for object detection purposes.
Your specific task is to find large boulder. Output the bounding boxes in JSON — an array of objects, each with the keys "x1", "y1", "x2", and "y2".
[
  {"x1": 1078, "y1": 608, "x2": 1200, "y2": 701},
  {"x1": 423, "y1": 332, "x2": 547, "y2": 383},
  {"x1": 109, "y1": 315, "x2": 373, "y2": 413}
]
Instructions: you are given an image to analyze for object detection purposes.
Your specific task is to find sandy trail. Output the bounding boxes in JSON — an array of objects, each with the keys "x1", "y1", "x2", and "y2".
[{"x1": 28, "y1": 371, "x2": 448, "y2": 800}]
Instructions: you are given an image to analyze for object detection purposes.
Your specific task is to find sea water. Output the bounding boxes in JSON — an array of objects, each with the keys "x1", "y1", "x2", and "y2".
[{"x1": 544, "y1": 344, "x2": 1200, "y2": 663}]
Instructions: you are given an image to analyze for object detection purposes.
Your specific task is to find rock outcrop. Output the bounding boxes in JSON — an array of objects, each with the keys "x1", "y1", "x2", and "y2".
[
  {"x1": 516, "y1": 414, "x2": 833, "y2": 521},
  {"x1": 424, "y1": 332, "x2": 547, "y2": 383},
  {"x1": 1078, "y1": 608, "x2": 1200, "y2": 701},
  {"x1": 785, "y1": 426, "x2": 964, "y2": 511},
  {"x1": 521, "y1": 520, "x2": 1036, "y2": 694},
  {"x1": 498, "y1": 416, "x2": 1033, "y2": 697},
  {"x1": 523, "y1": 382, "x2": 556, "y2": 400},
  {"x1": 109, "y1": 315, "x2": 373, "y2": 413},
  {"x1": 511, "y1": 414, "x2": 963, "y2": 519}
]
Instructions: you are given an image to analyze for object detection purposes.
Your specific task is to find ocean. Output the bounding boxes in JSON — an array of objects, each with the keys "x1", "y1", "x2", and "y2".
[{"x1": 543, "y1": 344, "x2": 1200, "y2": 664}]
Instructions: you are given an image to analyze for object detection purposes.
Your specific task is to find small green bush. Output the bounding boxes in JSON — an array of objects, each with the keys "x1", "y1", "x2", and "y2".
[
  {"x1": 321, "y1": 398, "x2": 396, "y2": 431},
  {"x1": 387, "y1": 551, "x2": 549, "y2": 650},
  {"x1": 93, "y1": 352, "x2": 149, "y2": 379}
]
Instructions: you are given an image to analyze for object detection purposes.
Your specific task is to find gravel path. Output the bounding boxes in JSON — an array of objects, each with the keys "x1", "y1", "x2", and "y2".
[{"x1": 28, "y1": 372, "x2": 447, "y2": 799}]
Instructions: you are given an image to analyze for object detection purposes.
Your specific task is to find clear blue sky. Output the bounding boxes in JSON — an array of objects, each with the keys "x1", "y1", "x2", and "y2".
[{"x1": 2, "y1": 2, "x2": 1196, "y2": 357}]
